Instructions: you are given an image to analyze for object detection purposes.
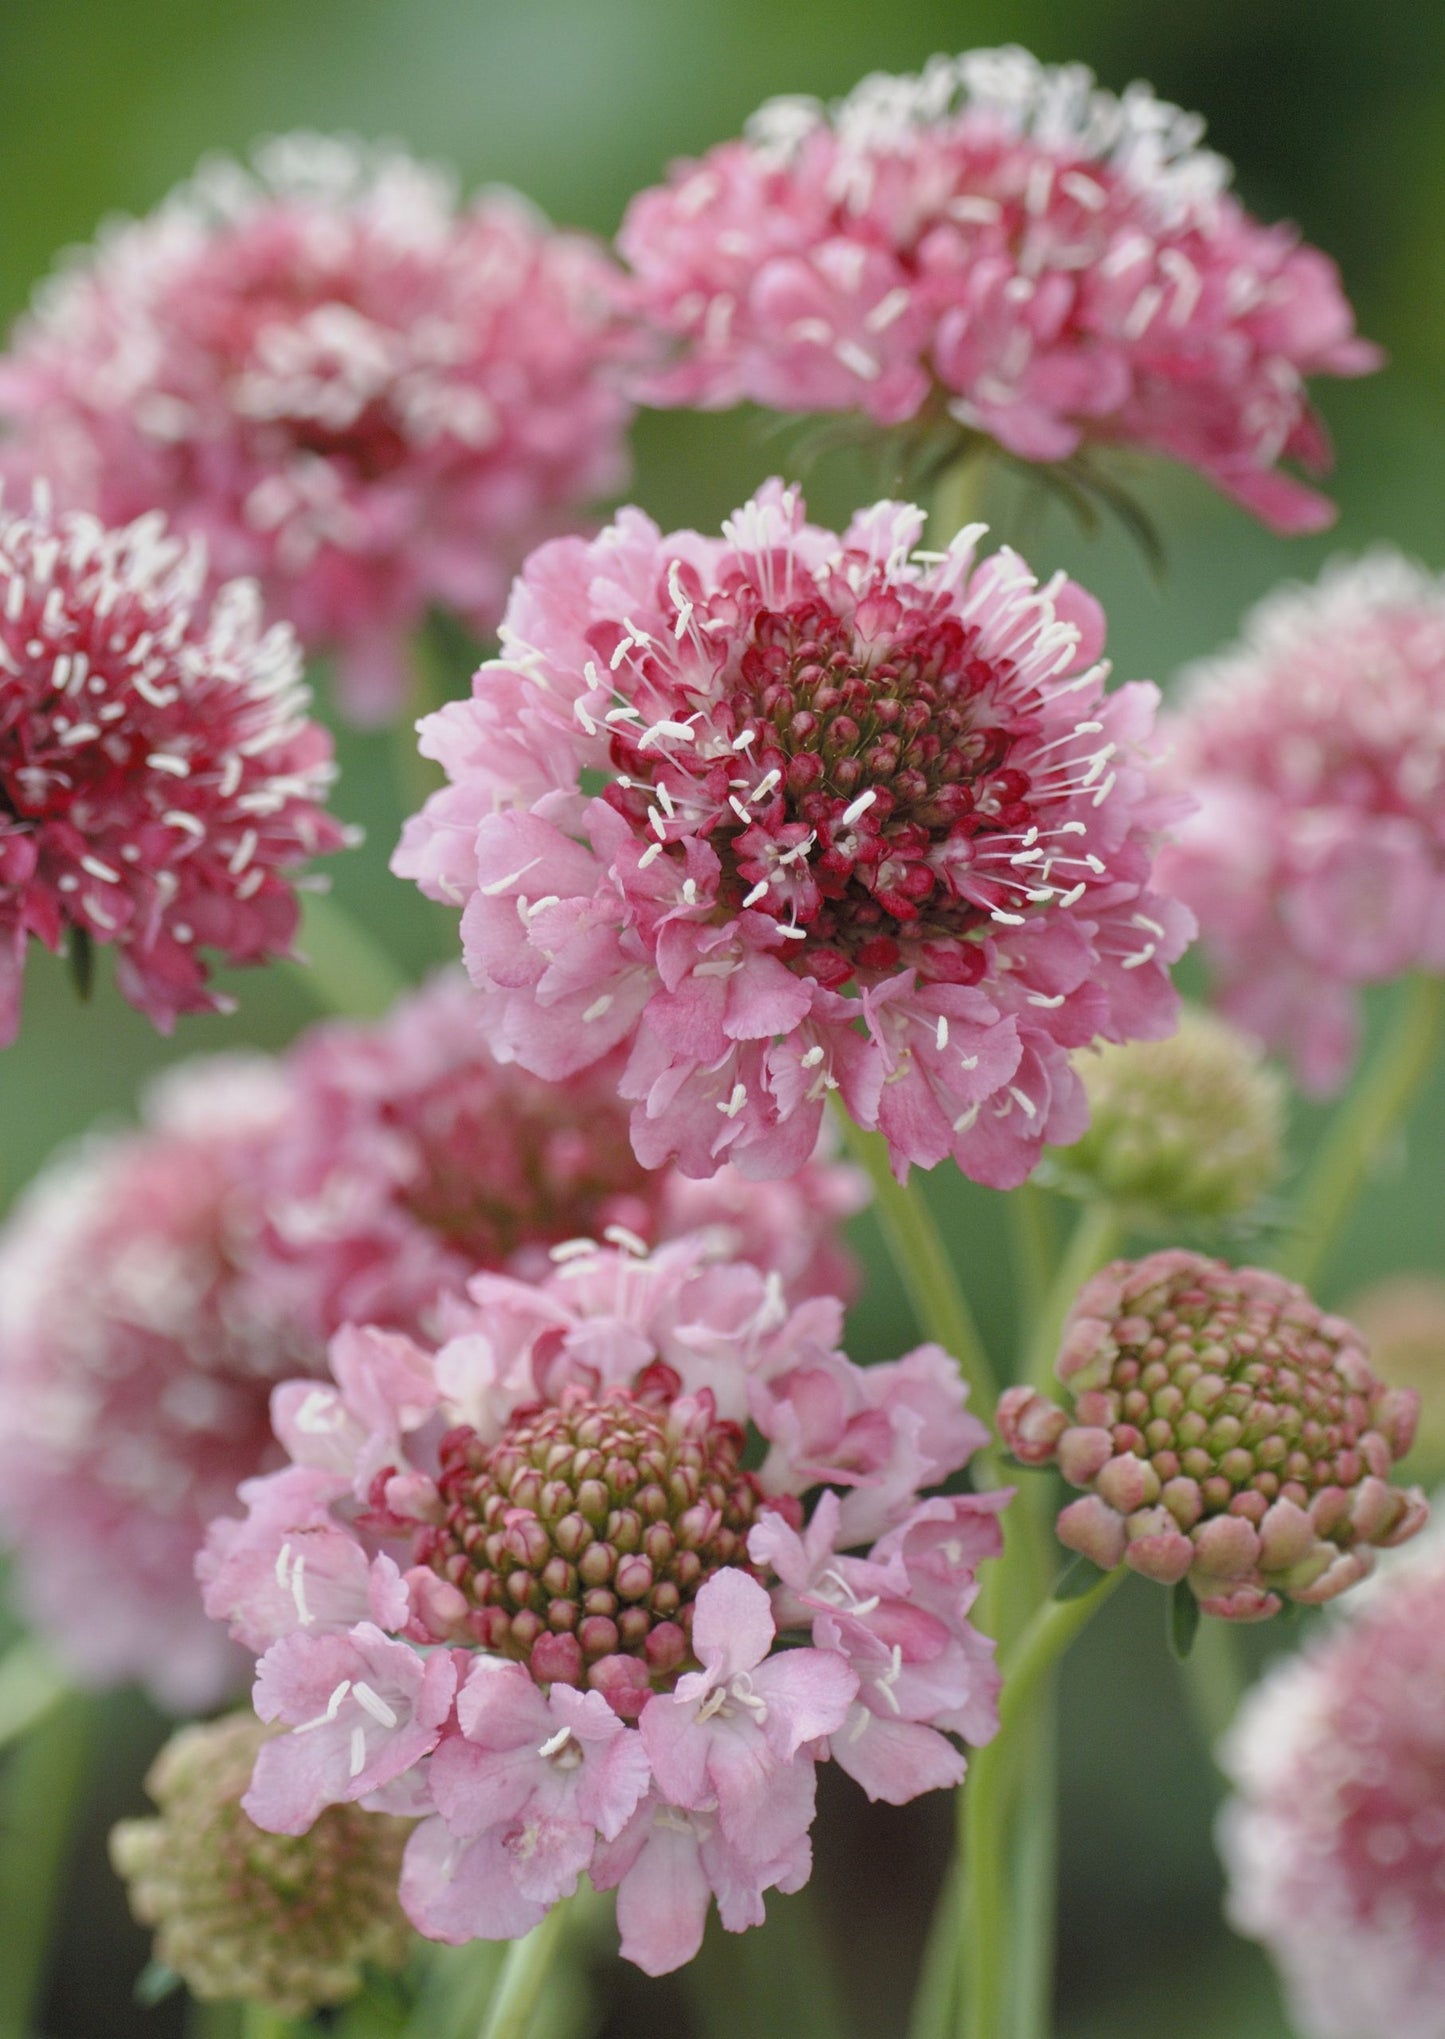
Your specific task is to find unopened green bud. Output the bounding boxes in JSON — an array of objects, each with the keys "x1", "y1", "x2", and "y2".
[
  {"x1": 1056, "y1": 1006, "x2": 1285, "y2": 1221},
  {"x1": 110, "y1": 1712, "x2": 411, "y2": 2016}
]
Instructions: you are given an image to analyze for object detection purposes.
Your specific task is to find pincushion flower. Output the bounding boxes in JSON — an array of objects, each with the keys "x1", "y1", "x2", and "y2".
[
  {"x1": 394, "y1": 482, "x2": 1190, "y2": 1189},
  {"x1": 1158, "y1": 552, "x2": 1445, "y2": 1094},
  {"x1": 0, "y1": 496, "x2": 344, "y2": 1042},
  {"x1": 619, "y1": 47, "x2": 1378, "y2": 532},
  {"x1": 201, "y1": 1239, "x2": 1006, "y2": 1974},
  {"x1": 1219, "y1": 1526, "x2": 1445, "y2": 2038},
  {"x1": 258, "y1": 968, "x2": 866, "y2": 1340},
  {"x1": 0, "y1": 135, "x2": 633, "y2": 721},
  {"x1": 999, "y1": 1250, "x2": 1427, "y2": 1619},
  {"x1": 0, "y1": 987, "x2": 862, "y2": 1708}
]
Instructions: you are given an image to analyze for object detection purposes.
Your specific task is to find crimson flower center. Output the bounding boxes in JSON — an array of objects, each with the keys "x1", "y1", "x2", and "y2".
[{"x1": 604, "y1": 580, "x2": 1048, "y2": 987}]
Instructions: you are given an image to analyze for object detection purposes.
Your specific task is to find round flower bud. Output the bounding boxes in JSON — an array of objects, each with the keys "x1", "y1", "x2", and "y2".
[
  {"x1": 1346, "y1": 1275, "x2": 1445, "y2": 1483},
  {"x1": 1054, "y1": 1006, "x2": 1286, "y2": 1222},
  {"x1": 110, "y1": 1712, "x2": 411, "y2": 2015},
  {"x1": 998, "y1": 1249, "x2": 1428, "y2": 1619}
]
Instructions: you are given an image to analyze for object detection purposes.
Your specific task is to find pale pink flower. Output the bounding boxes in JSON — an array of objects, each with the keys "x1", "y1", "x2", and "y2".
[
  {"x1": 999, "y1": 1250, "x2": 1427, "y2": 1620},
  {"x1": 0, "y1": 1061, "x2": 303, "y2": 1707},
  {"x1": 395, "y1": 482, "x2": 1189, "y2": 1188},
  {"x1": 0, "y1": 496, "x2": 345, "y2": 1042},
  {"x1": 202, "y1": 1239, "x2": 1003, "y2": 1972},
  {"x1": 619, "y1": 48, "x2": 1378, "y2": 532},
  {"x1": 256, "y1": 969, "x2": 865, "y2": 1339},
  {"x1": 0, "y1": 136, "x2": 633, "y2": 721},
  {"x1": 1159, "y1": 553, "x2": 1445, "y2": 1094},
  {"x1": 1220, "y1": 1528, "x2": 1445, "y2": 2038}
]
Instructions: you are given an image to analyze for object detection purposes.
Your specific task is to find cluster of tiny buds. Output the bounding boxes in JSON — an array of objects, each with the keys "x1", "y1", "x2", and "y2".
[
  {"x1": 1000, "y1": 1251, "x2": 1427, "y2": 1619},
  {"x1": 412, "y1": 1366, "x2": 772, "y2": 1704}
]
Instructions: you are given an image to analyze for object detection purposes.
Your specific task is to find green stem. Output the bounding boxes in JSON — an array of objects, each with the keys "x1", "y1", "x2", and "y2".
[
  {"x1": 478, "y1": 1905, "x2": 568, "y2": 2039},
  {"x1": 907, "y1": 1856, "x2": 962, "y2": 2039},
  {"x1": 958, "y1": 1570, "x2": 1124, "y2": 2039},
  {"x1": 1007, "y1": 1697, "x2": 1059, "y2": 2039},
  {"x1": 1279, "y1": 974, "x2": 1445, "y2": 1290},
  {"x1": 930, "y1": 452, "x2": 990, "y2": 548},
  {"x1": 1179, "y1": 1618, "x2": 1248, "y2": 1758},
  {"x1": 241, "y1": 2009, "x2": 307, "y2": 2039},
  {"x1": 0, "y1": 1638, "x2": 68, "y2": 1751},
  {"x1": 289, "y1": 890, "x2": 410, "y2": 1020},
  {"x1": 835, "y1": 1114, "x2": 998, "y2": 1428},
  {"x1": 1024, "y1": 1203, "x2": 1122, "y2": 1394},
  {"x1": 0, "y1": 1691, "x2": 93, "y2": 2039},
  {"x1": 1008, "y1": 1184, "x2": 1058, "y2": 1355}
]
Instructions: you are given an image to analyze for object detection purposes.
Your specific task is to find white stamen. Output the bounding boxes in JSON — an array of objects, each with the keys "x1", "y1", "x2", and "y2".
[
  {"x1": 603, "y1": 1224, "x2": 649, "y2": 1257},
  {"x1": 582, "y1": 994, "x2": 614, "y2": 1023},
  {"x1": 840, "y1": 788, "x2": 878, "y2": 827},
  {"x1": 352, "y1": 1681, "x2": 399, "y2": 1728}
]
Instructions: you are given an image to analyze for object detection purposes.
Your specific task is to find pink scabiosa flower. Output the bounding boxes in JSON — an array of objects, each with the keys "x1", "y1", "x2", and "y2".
[
  {"x1": 1219, "y1": 1526, "x2": 1445, "y2": 2039},
  {"x1": 619, "y1": 47, "x2": 1378, "y2": 532},
  {"x1": 256, "y1": 968, "x2": 865, "y2": 1340},
  {"x1": 999, "y1": 1250, "x2": 1427, "y2": 1619},
  {"x1": 201, "y1": 1239, "x2": 1006, "y2": 1974},
  {"x1": 0, "y1": 1060, "x2": 306, "y2": 1707},
  {"x1": 394, "y1": 482, "x2": 1190, "y2": 1189},
  {"x1": 0, "y1": 136, "x2": 633, "y2": 722},
  {"x1": 1159, "y1": 553, "x2": 1445, "y2": 1095},
  {"x1": 0, "y1": 496, "x2": 344, "y2": 1041}
]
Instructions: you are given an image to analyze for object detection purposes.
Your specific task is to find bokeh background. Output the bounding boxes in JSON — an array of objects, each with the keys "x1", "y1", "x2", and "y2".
[{"x1": 0, "y1": 1, "x2": 1442, "y2": 2034}]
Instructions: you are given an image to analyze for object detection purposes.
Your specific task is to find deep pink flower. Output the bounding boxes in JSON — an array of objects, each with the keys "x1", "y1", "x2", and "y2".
[
  {"x1": 1220, "y1": 1531, "x2": 1445, "y2": 2038},
  {"x1": 0, "y1": 496, "x2": 345, "y2": 1040},
  {"x1": 395, "y1": 483, "x2": 1189, "y2": 1188},
  {"x1": 202, "y1": 1240, "x2": 1003, "y2": 1972},
  {"x1": 1159, "y1": 554, "x2": 1445, "y2": 1094},
  {"x1": 999, "y1": 1250, "x2": 1427, "y2": 1620},
  {"x1": 619, "y1": 48, "x2": 1378, "y2": 532},
  {"x1": 256, "y1": 969, "x2": 865, "y2": 1338},
  {"x1": 0, "y1": 136, "x2": 633, "y2": 722}
]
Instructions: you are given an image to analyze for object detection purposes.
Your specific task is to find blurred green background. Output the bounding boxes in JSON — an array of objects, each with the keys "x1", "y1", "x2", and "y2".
[{"x1": 0, "y1": 1, "x2": 1442, "y2": 2034}]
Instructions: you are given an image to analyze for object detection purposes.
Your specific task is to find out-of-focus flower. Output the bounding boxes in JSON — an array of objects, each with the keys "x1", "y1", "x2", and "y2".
[
  {"x1": 619, "y1": 47, "x2": 1378, "y2": 532},
  {"x1": 111, "y1": 1710, "x2": 412, "y2": 2015},
  {"x1": 1050, "y1": 1005, "x2": 1286, "y2": 1223},
  {"x1": 0, "y1": 1061, "x2": 305, "y2": 1707},
  {"x1": 1159, "y1": 553, "x2": 1445, "y2": 1095},
  {"x1": 257, "y1": 969, "x2": 866, "y2": 1340},
  {"x1": 998, "y1": 1249, "x2": 1426, "y2": 1619},
  {"x1": 395, "y1": 482, "x2": 1189, "y2": 1189},
  {"x1": 0, "y1": 497, "x2": 344, "y2": 1042},
  {"x1": 1346, "y1": 1277, "x2": 1445, "y2": 1483},
  {"x1": 1219, "y1": 1524, "x2": 1445, "y2": 2038},
  {"x1": 0, "y1": 136, "x2": 633, "y2": 722},
  {"x1": 0, "y1": 981, "x2": 863, "y2": 1708},
  {"x1": 202, "y1": 1239, "x2": 1006, "y2": 1974}
]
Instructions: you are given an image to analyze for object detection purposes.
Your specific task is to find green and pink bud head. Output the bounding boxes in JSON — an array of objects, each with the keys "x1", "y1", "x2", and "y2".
[{"x1": 999, "y1": 1249, "x2": 1427, "y2": 1619}]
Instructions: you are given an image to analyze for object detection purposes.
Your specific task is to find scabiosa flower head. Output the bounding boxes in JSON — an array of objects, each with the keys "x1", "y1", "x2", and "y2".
[
  {"x1": 0, "y1": 496, "x2": 344, "y2": 1040},
  {"x1": 0, "y1": 136, "x2": 633, "y2": 721},
  {"x1": 201, "y1": 1239, "x2": 1006, "y2": 1975},
  {"x1": 1050, "y1": 1004, "x2": 1285, "y2": 1222},
  {"x1": 111, "y1": 1710, "x2": 412, "y2": 2016},
  {"x1": 1219, "y1": 1525, "x2": 1445, "y2": 2038},
  {"x1": 259, "y1": 968, "x2": 865, "y2": 1339},
  {"x1": 394, "y1": 482, "x2": 1189, "y2": 1189},
  {"x1": 1346, "y1": 1278, "x2": 1445, "y2": 1484},
  {"x1": 998, "y1": 1250, "x2": 1427, "y2": 1619},
  {"x1": 619, "y1": 47, "x2": 1378, "y2": 532},
  {"x1": 1159, "y1": 553, "x2": 1445, "y2": 1095}
]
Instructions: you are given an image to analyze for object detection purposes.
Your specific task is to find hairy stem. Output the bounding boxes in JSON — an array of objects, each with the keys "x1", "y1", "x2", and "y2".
[
  {"x1": 1280, "y1": 974, "x2": 1445, "y2": 1290},
  {"x1": 836, "y1": 1115, "x2": 998, "y2": 1430}
]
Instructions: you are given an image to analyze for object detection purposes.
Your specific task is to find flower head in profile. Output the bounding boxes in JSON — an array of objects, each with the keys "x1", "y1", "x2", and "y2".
[
  {"x1": 0, "y1": 981, "x2": 862, "y2": 1709},
  {"x1": 0, "y1": 136, "x2": 633, "y2": 721},
  {"x1": 202, "y1": 1239, "x2": 1006, "y2": 1974},
  {"x1": 999, "y1": 1250, "x2": 1427, "y2": 1619},
  {"x1": 620, "y1": 47, "x2": 1378, "y2": 532},
  {"x1": 1159, "y1": 552, "x2": 1445, "y2": 1094},
  {"x1": 110, "y1": 1710, "x2": 413, "y2": 2016},
  {"x1": 1220, "y1": 1524, "x2": 1445, "y2": 2038},
  {"x1": 259, "y1": 969, "x2": 866, "y2": 1341},
  {"x1": 395, "y1": 482, "x2": 1189, "y2": 1189},
  {"x1": 0, "y1": 496, "x2": 345, "y2": 1041}
]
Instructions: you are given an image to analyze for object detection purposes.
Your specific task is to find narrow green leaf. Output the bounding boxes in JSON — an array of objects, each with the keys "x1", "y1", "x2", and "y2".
[
  {"x1": 68, "y1": 925, "x2": 94, "y2": 1001},
  {"x1": 1169, "y1": 1580, "x2": 1202, "y2": 1660}
]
